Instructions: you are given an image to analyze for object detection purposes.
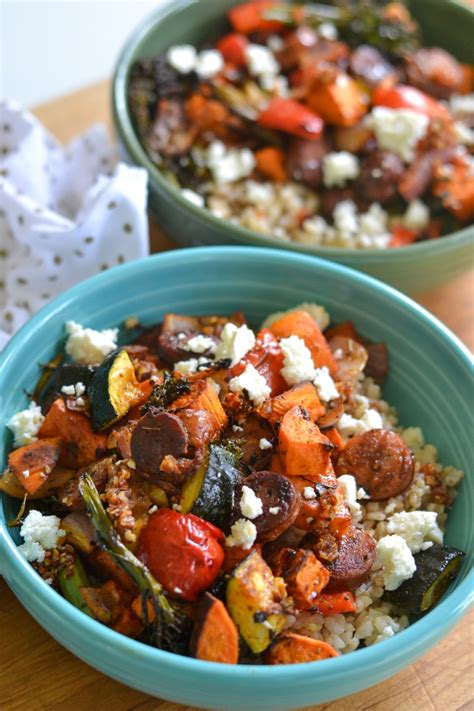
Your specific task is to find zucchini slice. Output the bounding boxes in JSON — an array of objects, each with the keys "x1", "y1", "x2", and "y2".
[
  {"x1": 180, "y1": 444, "x2": 242, "y2": 533},
  {"x1": 88, "y1": 349, "x2": 143, "y2": 431},
  {"x1": 385, "y1": 544, "x2": 465, "y2": 614},
  {"x1": 226, "y1": 550, "x2": 287, "y2": 654}
]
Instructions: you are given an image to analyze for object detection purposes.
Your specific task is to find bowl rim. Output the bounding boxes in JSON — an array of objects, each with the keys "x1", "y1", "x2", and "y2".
[
  {"x1": 1, "y1": 245, "x2": 473, "y2": 683},
  {"x1": 111, "y1": 0, "x2": 474, "y2": 261}
]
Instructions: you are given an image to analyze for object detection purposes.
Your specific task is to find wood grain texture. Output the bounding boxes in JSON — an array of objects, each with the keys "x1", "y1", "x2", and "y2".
[{"x1": 0, "y1": 81, "x2": 472, "y2": 711}]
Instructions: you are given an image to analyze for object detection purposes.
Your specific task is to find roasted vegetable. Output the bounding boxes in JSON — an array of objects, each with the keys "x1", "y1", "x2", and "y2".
[
  {"x1": 180, "y1": 444, "x2": 243, "y2": 532},
  {"x1": 279, "y1": 406, "x2": 334, "y2": 481},
  {"x1": 226, "y1": 550, "x2": 287, "y2": 654},
  {"x1": 385, "y1": 545, "x2": 465, "y2": 613},
  {"x1": 37, "y1": 362, "x2": 96, "y2": 407},
  {"x1": 0, "y1": 464, "x2": 74, "y2": 500},
  {"x1": 190, "y1": 592, "x2": 239, "y2": 664},
  {"x1": 260, "y1": 381, "x2": 324, "y2": 425},
  {"x1": 8, "y1": 438, "x2": 62, "y2": 495},
  {"x1": 57, "y1": 555, "x2": 94, "y2": 617},
  {"x1": 60, "y1": 512, "x2": 97, "y2": 554},
  {"x1": 269, "y1": 310, "x2": 337, "y2": 375},
  {"x1": 79, "y1": 475, "x2": 189, "y2": 652},
  {"x1": 264, "y1": 632, "x2": 338, "y2": 664},
  {"x1": 88, "y1": 349, "x2": 144, "y2": 430}
]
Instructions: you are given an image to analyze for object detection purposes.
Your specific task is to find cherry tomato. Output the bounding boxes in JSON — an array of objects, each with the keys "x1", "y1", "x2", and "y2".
[
  {"x1": 231, "y1": 328, "x2": 287, "y2": 396},
  {"x1": 217, "y1": 33, "x2": 248, "y2": 67},
  {"x1": 137, "y1": 509, "x2": 224, "y2": 601},
  {"x1": 258, "y1": 98, "x2": 324, "y2": 140},
  {"x1": 372, "y1": 83, "x2": 449, "y2": 120}
]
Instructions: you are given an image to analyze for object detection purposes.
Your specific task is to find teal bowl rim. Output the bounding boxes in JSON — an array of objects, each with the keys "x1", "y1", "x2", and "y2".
[
  {"x1": 0, "y1": 246, "x2": 473, "y2": 684},
  {"x1": 111, "y1": 0, "x2": 474, "y2": 262}
]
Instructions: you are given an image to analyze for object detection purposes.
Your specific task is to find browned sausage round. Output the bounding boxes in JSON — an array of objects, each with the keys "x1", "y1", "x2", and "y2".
[
  {"x1": 335, "y1": 429, "x2": 415, "y2": 500},
  {"x1": 355, "y1": 150, "x2": 405, "y2": 204},
  {"x1": 131, "y1": 409, "x2": 188, "y2": 475},
  {"x1": 285, "y1": 136, "x2": 329, "y2": 188},
  {"x1": 350, "y1": 45, "x2": 395, "y2": 87},
  {"x1": 405, "y1": 48, "x2": 464, "y2": 100},
  {"x1": 241, "y1": 471, "x2": 301, "y2": 542},
  {"x1": 324, "y1": 526, "x2": 376, "y2": 592}
]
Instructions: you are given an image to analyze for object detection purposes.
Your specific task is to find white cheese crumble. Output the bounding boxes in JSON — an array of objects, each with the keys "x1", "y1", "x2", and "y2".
[
  {"x1": 205, "y1": 140, "x2": 256, "y2": 185},
  {"x1": 376, "y1": 534, "x2": 416, "y2": 591},
  {"x1": 337, "y1": 409, "x2": 383, "y2": 438},
  {"x1": 174, "y1": 356, "x2": 209, "y2": 375},
  {"x1": 166, "y1": 44, "x2": 198, "y2": 74},
  {"x1": 454, "y1": 121, "x2": 474, "y2": 147},
  {"x1": 386, "y1": 511, "x2": 443, "y2": 553},
  {"x1": 261, "y1": 302, "x2": 330, "y2": 331},
  {"x1": 182, "y1": 334, "x2": 216, "y2": 354},
  {"x1": 303, "y1": 201, "x2": 391, "y2": 249},
  {"x1": 229, "y1": 364, "x2": 271, "y2": 406},
  {"x1": 267, "y1": 34, "x2": 284, "y2": 52},
  {"x1": 260, "y1": 73, "x2": 289, "y2": 96},
  {"x1": 403, "y1": 199, "x2": 430, "y2": 230},
  {"x1": 65, "y1": 321, "x2": 118, "y2": 366},
  {"x1": 7, "y1": 401, "x2": 45, "y2": 447},
  {"x1": 449, "y1": 93, "x2": 474, "y2": 117},
  {"x1": 207, "y1": 378, "x2": 221, "y2": 395},
  {"x1": 196, "y1": 49, "x2": 224, "y2": 79},
  {"x1": 226, "y1": 518, "x2": 257, "y2": 549},
  {"x1": 18, "y1": 510, "x2": 66, "y2": 563},
  {"x1": 279, "y1": 336, "x2": 338, "y2": 402},
  {"x1": 269, "y1": 506, "x2": 281, "y2": 515},
  {"x1": 22, "y1": 469, "x2": 30, "y2": 478},
  {"x1": 312, "y1": 366, "x2": 339, "y2": 403},
  {"x1": 318, "y1": 21, "x2": 338, "y2": 40},
  {"x1": 240, "y1": 485, "x2": 264, "y2": 519},
  {"x1": 181, "y1": 188, "x2": 205, "y2": 208},
  {"x1": 368, "y1": 107, "x2": 429, "y2": 162},
  {"x1": 337, "y1": 474, "x2": 362, "y2": 520},
  {"x1": 245, "y1": 43, "x2": 280, "y2": 78},
  {"x1": 214, "y1": 323, "x2": 256, "y2": 366},
  {"x1": 61, "y1": 381, "x2": 86, "y2": 398},
  {"x1": 323, "y1": 151, "x2": 360, "y2": 188},
  {"x1": 303, "y1": 486, "x2": 316, "y2": 500},
  {"x1": 259, "y1": 437, "x2": 273, "y2": 450}
]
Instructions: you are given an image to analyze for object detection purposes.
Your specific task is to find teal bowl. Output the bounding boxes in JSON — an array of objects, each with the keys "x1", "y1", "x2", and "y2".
[
  {"x1": 112, "y1": 0, "x2": 474, "y2": 295},
  {"x1": 0, "y1": 247, "x2": 472, "y2": 710}
]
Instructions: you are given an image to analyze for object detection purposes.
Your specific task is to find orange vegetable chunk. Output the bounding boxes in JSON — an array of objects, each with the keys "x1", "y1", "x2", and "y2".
[
  {"x1": 8, "y1": 437, "x2": 62, "y2": 495},
  {"x1": 269, "y1": 310, "x2": 338, "y2": 375},
  {"x1": 264, "y1": 632, "x2": 338, "y2": 664},
  {"x1": 279, "y1": 406, "x2": 334, "y2": 480}
]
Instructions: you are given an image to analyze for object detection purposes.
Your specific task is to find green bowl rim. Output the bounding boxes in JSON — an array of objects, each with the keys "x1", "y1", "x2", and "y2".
[
  {"x1": 1, "y1": 246, "x2": 473, "y2": 683},
  {"x1": 111, "y1": 0, "x2": 474, "y2": 261}
]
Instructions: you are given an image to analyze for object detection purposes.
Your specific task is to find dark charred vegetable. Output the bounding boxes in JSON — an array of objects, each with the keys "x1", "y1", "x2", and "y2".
[
  {"x1": 385, "y1": 545, "x2": 465, "y2": 613},
  {"x1": 142, "y1": 372, "x2": 191, "y2": 412},
  {"x1": 79, "y1": 474, "x2": 189, "y2": 652},
  {"x1": 88, "y1": 349, "x2": 144, "y2": 430},
  {"x1": 180, "y1": 444, "x2": 243, "y2": 533},
  {"x1": 37, "y1": 363, "x2": 96, "y2": 409}
]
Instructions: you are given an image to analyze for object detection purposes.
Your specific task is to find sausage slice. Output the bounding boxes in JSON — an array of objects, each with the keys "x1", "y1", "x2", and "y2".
[
  {"x1": 324, "y1": 526, "x2": 376, "y2": 592},
  {"x1": 131, "y1": 409, "x2": 188, "y2": 475},
  {"x1": 335, "y1": 429, "x2": 414, "y2": 500},
  {"x1": 241, "y1": 471, "x2": 301, "y2": 542}
]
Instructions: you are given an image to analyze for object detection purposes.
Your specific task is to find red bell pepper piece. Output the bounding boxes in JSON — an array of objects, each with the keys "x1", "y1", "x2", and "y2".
[
  {"x1": 258, "y1": 98, "x2": 324, "y2": 140},
  {"x1": 137, "y1": 509, "x2": 224, "y2": 601},
  {"x1": 315, "y1": 591, "x2": 356, "y2": 616},
  {"x1": 231, "y1": 328, "x2": 287, "y2": 397},
  {"x1": 217, "y1": 33, "x2": 248, "y2": 67},
  {"x1": 228, "y1": 1, "x2": 283, "y2": 35},
  {"x1": 372, "y1": 83, "x2": 450, "y2": 120}
]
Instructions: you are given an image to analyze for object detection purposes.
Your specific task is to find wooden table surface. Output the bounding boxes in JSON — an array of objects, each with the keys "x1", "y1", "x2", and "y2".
[{"x1": 0, "y1": 81, "x2": 472, "y2": 711}]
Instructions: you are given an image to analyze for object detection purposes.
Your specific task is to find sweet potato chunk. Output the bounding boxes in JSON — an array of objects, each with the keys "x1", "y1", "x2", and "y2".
[
  {"x1": 0, "y1": 464, "x2": 73, "y2": 499},
  {"x1": 282, "y1": 549, "x2": 330, "y2": 610},
  {"x1": 8, "y1": 437, "x2": 62, "y2": 495},
  {"x1": 190, "y1": 593, "x2": 239, "y2": 664},
  {"x1": 39, "y1": 398, "x2": 107, "y2": 468},
  {"x1": 269, "y1": 310, "x2": 338, "y2": 375},
  {"x1": 171, "y1": 379, "x2": 227, "y2": 434},
  {"x1": 264, "y1": 633, "x2": 339, "y2": 664},
  {"x1": 307, "y1": 73, "x2": 368, "y2": 127},
  {"x1": 261, "y1": 382, "x2": 325, "y2": 425},
  {"x1": 279, "y1": 406, "x2": 334, "y2": 480}
]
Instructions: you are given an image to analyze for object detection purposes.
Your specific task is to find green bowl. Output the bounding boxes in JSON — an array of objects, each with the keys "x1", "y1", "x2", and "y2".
[{"x1": 112, "y1": 0, "x2": 474, "y2": 294}]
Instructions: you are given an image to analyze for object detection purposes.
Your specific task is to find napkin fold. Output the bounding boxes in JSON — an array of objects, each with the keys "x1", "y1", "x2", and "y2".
[{"x1": 0, "y1": 100, "x2": 149, "y2": 349}]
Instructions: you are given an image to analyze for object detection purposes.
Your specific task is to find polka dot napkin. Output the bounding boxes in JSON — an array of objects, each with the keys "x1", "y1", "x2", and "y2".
[{"x1": 0, "y1": 99, "x2": 149, "y2": 349}]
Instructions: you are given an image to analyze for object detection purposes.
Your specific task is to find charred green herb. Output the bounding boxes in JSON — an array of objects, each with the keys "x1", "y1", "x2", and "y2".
[{"x1": 141, "y1": 372, "x2": 191, "y2": 413}]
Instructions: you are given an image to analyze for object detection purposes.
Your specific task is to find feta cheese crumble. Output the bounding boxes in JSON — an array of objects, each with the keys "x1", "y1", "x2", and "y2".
[
  {"x1": 318, "y1": 21, "x2": 338, "y2": 40},
  {"x1": 312, "y1": 366, "x2": 339, "y2": 403},
  {"x1": 280, "y1": 336, "x2": 338, "y2": 401},
  {"x1": 65, "y1": 321, "x2": 118, "y2": 366},
  {"x1": 166, "y1": 45, "x2": 198, "y2": 74},
  {"x1": 376, "y1": 534, "x2": 416, "y2": 591},
  {"x1": 323, "y1": 152, "x2": 360, "y2": 188},
  {"x1": 368, "y1": 107, "x2": 429, "y2": 162},
  {"x1": 337, "y1": 474, "x2": 362, "y2": 520},
  {"x1": 205, "y1": 141, "x2": 256, "y2": 185},
  {"x1": 18, "y1": 510, "x2": 66, "y2": 563},
  {"x1": 214, "y1": 323, "x2": 256, "y2": 366},
  {"x1": 182, "y1": 334, "x2": 216, "y2": 354},
  {"x1": 337, "y1": 409, "x2": 384, "y2": 438},
  {"x1": 403, "y1": 199, "x2": 430, "y2": 230},
  {"x1": 259, "y1": 437, "x2": 273, "y2": 450},
  {"x1": 226, "y1": 518, "x2": 257, "y2": 549},
  {"x1": 386, "y1": 511, "x2": 443, "y2": 553},
  {"x1": 229, "y1": 364, "x2": 271, "y2": 406},
  {"x1": 61, "y1": 381, "x2": 86, "y2": 398},
  {"x1": 195, "y1": 49, "x2": 224, "y2": 79},
  {"x1": 303, "y1": 486, "x2": 316, "y2": 500},
  {"x1": 261, "y1": 302, "x2": 330, "y2": 331},
  {"x1": 240, "y1": 485, "x2": 264, "y2": 519},
  {"x1": 7, "y1": 401, "x2": 44, "y2": 447},
  {"x1": 181, "y1": 188, "x2": 205, "y2": 208},
  {"x1": 269, "y1": 506, "x2": 281, "y2": 515},
  {"x1": 245, "y1": 44, "x2": 280, "y2": 78}
]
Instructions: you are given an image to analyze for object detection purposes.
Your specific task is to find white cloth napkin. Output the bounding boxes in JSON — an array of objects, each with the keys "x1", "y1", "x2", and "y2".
[{"x1": 0, "y1": 100, "x2": 149, "y2": 349}]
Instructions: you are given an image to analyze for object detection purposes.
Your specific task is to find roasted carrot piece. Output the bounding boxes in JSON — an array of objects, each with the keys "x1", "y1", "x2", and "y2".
[
  {"x1": 255, "y1": 147, "x2": 288, "y2": 182},
  {"x1": 39, "y1": 398, "x2": 107, "y2": 468},
  {"x1": 264, "y1": 632, "x2": 339, "y2": 664},
  {"x1": 8, "y1": 437, "x2": 62, "y2": 495},
  {"x1": 262, "y1": 382, "x2": 325, "y2": 425},
  {"x1": 79, "y1": 580, "x2": 125, "y2": 625},
  {"x1": 315, "y1": 591, "x2": 356, "y2": 616},
  {"x1": 283, "y1": 549, "x2": 330, "y2": 610},
  {"x1": 307, "y1": 73, "x2": 368, "y2": 127},
  {"x1": 228, "y1": 0, "x2": 283, "y2": 34},
  {"x1": 279, "y1": 406, "x2": 334, "y2": 480},
  {"x1": 323, "y1": 427, "x2": 345, "y2": 452},
  {"x1": 269, "y1": 310, "x2": 338, "y2": 375},
  {"x1": 223, "y1": 542, "x2": 262, "y2": 573},
  {"x1": 185, "y1": 94, "x2": 232, "y2": 139},
  {"x1": 111, "y1": 608, "x2": 143, "y2": 638},
  {"x1": 190, "y1": 592, "x2": 239, "y2": 664},
  {"x1": 171, "y1": 379, "x2": 228, "y2": 433}
]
